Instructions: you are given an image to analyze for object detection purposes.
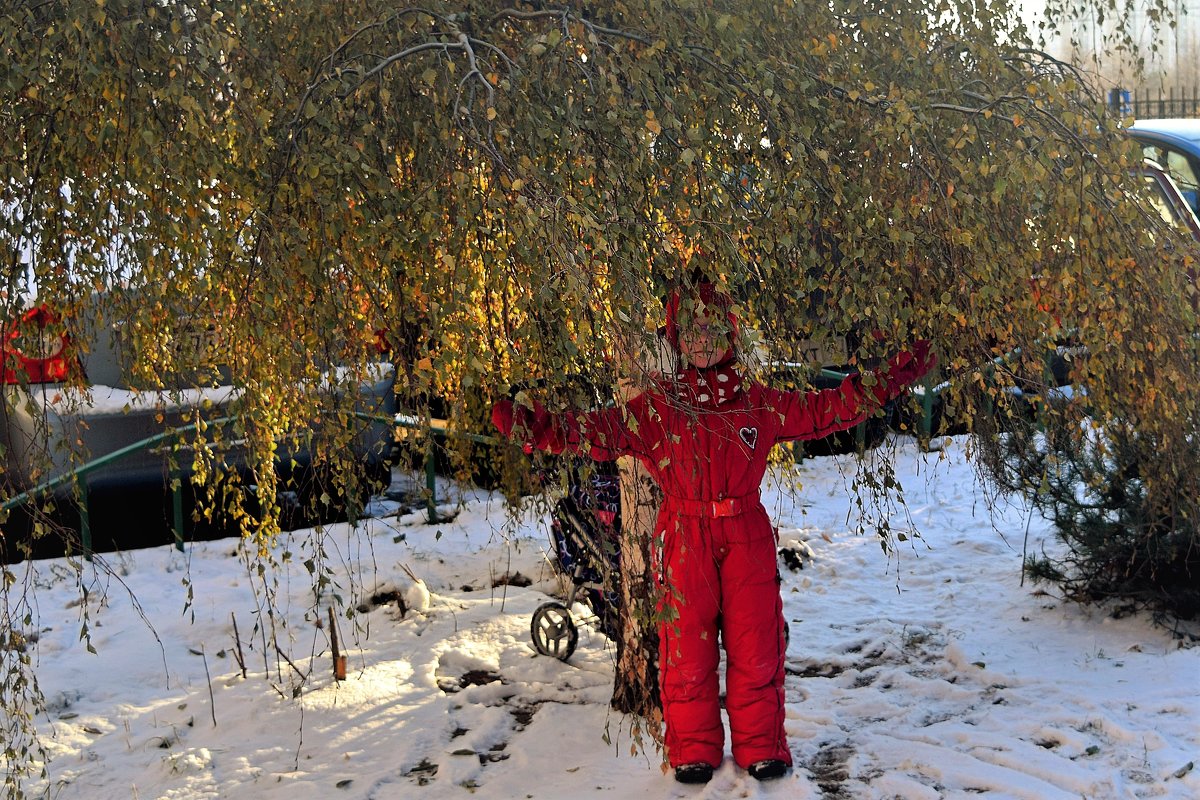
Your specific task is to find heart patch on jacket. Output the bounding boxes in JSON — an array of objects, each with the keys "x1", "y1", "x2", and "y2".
[{"x1": 739, "y1": 426, "x2": 759, "y2": 450}]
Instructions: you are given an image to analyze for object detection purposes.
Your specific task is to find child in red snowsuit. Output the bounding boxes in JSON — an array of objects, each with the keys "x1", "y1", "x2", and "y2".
[{"x1": 493, "y1": 283, "x2": 934, "y2": 784}]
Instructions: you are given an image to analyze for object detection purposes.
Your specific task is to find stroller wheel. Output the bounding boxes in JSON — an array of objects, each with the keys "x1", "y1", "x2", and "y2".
[{"x1": 531, "y1": 602, "x2": 579, "y2": 661}]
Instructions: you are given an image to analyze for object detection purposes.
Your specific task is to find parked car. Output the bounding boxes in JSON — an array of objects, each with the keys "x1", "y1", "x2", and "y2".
[
  {"x1": 1129, "y1": 118, "x2": 1200, "y2": 220},
  {"x1": 1, "y1": 294, "x2": 397, "y2": 561},
  {"x1": 902, "y1": 158, "x2": 1200, "y2": 440},
  {"x1": 766, "y1": 331, "x2": 893, "y2": 457}
]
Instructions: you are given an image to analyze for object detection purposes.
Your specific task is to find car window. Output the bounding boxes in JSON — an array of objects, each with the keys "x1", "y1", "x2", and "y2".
[
  {"x1": 1137, "y1": 172, "x2": 1200, "y2": 246},
  {"x1": 1141, "y1": 142, "x2": 1200, "y2": 215},
  {"x1": 1142, "y1": 174, "x2": 1182, "y2": 227},
  {"x1": 1164, "y1": 150, "x2": 1200, "y2": 210}
]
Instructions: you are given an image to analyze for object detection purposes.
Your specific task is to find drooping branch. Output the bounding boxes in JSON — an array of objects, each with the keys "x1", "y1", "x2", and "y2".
[
  {"x1": 356, "y1": 40, "x2": 463, "y2": 85},
  {"x1": 487, "y1": 7, "x2": 653, "y2": 45}
]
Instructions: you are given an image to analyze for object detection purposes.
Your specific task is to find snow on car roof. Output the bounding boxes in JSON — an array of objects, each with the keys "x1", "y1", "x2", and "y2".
[{"x1": 1130, "y1": 118, "x2": 1200, "y2": 143}]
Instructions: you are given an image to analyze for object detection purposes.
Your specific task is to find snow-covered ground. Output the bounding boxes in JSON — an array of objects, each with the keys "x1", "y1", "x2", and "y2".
[{"x1": 12, "y1": 436, "x2": 1199, "y2": 799}]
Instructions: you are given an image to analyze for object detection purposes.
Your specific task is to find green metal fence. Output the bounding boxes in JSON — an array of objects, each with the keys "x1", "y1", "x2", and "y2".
[
  {"x1": 1, "y1": 415, "x2": 239, "y2": 558},
  {"x1": 2, "y1": 380, "x2": 958, "y2": 560},
  {"x1": 0, "y1": 410, "x2": 503, "y2": 559},
  {"x1": 385, "y1": 412, "x2": 500, "y2": 524}
]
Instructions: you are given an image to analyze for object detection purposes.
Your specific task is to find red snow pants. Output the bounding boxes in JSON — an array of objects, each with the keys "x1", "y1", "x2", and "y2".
[{"x1": 656, "y1": 498, "x2": 790, "y2": 769}]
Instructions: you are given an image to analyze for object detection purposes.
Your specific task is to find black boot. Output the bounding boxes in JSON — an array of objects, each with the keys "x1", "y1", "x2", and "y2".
[
  {"x1": 674, "y1": 763, "x2": 714, "y2": 784},
  {"x1": 748, "y1": 759, "x2": 788, "y2": 781}
]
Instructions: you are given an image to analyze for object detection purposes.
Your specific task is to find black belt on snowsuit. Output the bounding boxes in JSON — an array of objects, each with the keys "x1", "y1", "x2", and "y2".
[{"x1": 668, "y1": 493, "x2": 761, "y2": 518}]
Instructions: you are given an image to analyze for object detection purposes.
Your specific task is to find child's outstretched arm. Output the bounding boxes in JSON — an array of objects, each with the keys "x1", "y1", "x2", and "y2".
[
  {"x1": 491, "y1": 397, "x2": 641, "y2": 461},
  {"x1": 767, "y1": 340, "x2": 936, "y2": 442}
]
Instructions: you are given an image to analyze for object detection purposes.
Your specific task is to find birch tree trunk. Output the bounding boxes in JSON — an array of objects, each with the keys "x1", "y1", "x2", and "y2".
[
  {"x1": 610, "y1": 447, "x2": 662, "y2": 717},
  {"x1": 608, "y1": 336, "x2": 671, "y2": 724}
]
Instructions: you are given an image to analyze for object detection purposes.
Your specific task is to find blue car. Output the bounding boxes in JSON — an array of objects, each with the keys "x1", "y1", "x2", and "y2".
[{"x1": 1129, "y1": 118, "x2": 1200, "y2": 219}]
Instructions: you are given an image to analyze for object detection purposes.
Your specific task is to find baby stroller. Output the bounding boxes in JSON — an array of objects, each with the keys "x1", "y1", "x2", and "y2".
[{"x1": 530, "y1": 463, "x2": 623, "y2": 661}]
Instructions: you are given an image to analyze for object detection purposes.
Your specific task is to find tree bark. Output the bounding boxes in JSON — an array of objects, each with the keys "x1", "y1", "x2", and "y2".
[
  {"x1": 608, "y1": 337, "x2": 671, "y2": 725},
  {"x1": 609, "y1": 449, "x2": 662, "y2": 718}
]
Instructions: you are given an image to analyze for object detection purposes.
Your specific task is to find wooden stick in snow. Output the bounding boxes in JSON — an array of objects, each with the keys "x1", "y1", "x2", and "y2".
[{"x1": 328, "y1": 606, "x2": 346, "y2": 681}]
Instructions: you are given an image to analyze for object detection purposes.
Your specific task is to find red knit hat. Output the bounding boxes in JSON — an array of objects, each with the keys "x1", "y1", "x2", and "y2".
[{"x1": 664, "y1": 280, "x2": 739, "y2": 356}]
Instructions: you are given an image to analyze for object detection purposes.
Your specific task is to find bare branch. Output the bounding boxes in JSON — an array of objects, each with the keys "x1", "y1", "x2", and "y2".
[
  {"x1": 323, "y1": 8, "x2": 451, "y2": 73},
  {"x1": 468, "y1": 36, "x2": 519, "y2": 72},
  {"x1": 928, "y1": 102, "x2": 1016, "y2": 122},
  {"x1": 358, "y1": 41, "x2": 460, "y2": 84},
  {"x1": 488, "y1": 7, "x2": 566, "y2": 27},
  {"x1": 488, "y1": 7, "x2": 653, "y2": 45},
  {"x1": 454, "y1": 32, "x2": 495, "y2": 114}
]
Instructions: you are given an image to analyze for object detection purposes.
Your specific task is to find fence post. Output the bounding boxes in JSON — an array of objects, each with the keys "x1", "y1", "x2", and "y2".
[
  {"x1": 75, "y1": 475, "x2": 92, "y2": 561},
  {"x1": 171, "y1": 472, "x2": 185, "y2": 552},
  {"x1": 1108, "y1": 87, "x2": 1124, "y2": 113},
  {"x1": 920, "y1": 378, "x2": 935, "y2": 439},
  {"x1": 425, "y1": 435, "x2": 438, "y2": 523}
]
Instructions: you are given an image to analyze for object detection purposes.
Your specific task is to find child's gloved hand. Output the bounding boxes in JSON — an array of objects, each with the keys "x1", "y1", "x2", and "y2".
[
  {"x1": 491, "y1": 398, "x2": 557, "y2": 454},
  {"x1": 491, "y1": 399, "x2": 519, "y2": 437},
  {"x1": 890, "y1": 339, "x2": 936, "y2": 383},
  {"x1": 872, "y1": 340, "x2": 937, "y2": 403}
]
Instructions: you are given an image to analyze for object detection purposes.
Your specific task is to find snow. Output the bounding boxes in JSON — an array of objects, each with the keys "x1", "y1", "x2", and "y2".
[
  {"x1": 49, "y1": 385, "x2": 241, "y2": 416},
  {"x1": 46, "y1": 361, "x2": 394, "y2": 417},
  {"x1": 13, "y1": 436, "x2": 1199, "y2": 799}
]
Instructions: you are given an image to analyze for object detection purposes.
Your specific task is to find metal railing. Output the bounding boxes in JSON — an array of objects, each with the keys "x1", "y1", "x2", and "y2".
[
  {"x1": 1110, "y1": 87, "x2": 1200, "y2": 119},
  {"x1": 1, "y1": 416, "x2": 240, "y2": 558},
  {"x1": 386, "y1": 412, "x2": 499, "y2": 523},
  {"x1": 1, "y1": 412, "x2": 412, "y2": 559}
]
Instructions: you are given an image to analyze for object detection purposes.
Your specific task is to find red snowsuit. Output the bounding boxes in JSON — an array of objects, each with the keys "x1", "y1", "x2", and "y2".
[{"x1": 494, "y1": 303, "x2": 933, "y2": 771}]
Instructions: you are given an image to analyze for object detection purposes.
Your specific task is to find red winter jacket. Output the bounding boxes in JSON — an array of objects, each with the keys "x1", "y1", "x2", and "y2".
[{"x1": 492, "y1": 341, "x2": 932, "y2": 492}]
